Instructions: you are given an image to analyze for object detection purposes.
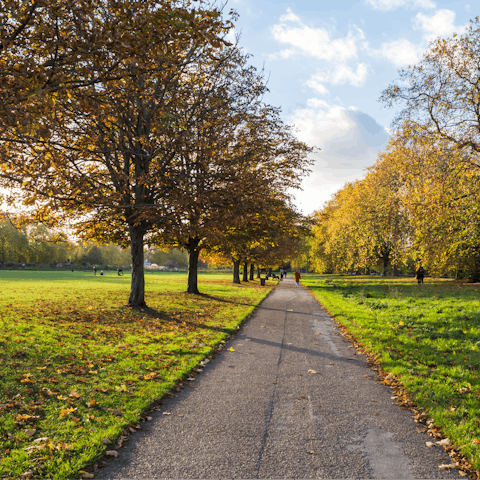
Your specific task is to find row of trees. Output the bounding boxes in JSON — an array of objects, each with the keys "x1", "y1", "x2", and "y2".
[
  {"x1": 0, "y1": 1, "x2": 312, "y2": 305},
  {"x1": 0, "y1": 218, "x2": 130, "y2": 266},
  {"x1": 297, "y1": 18, "x2": 480, "y2": 280}
]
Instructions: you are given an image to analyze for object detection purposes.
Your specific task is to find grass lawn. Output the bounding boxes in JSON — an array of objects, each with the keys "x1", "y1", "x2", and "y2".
[
  {"x1": 302, "y1": 274, "x2": 480, "y2": 472},
  {"x1": 0, "y1": 270, "x2": 275, "y2": 479}
]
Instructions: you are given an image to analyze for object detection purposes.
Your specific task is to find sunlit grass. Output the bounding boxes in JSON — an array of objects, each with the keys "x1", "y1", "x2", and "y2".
[
  {"x1": 303, "y1": 274, "x2": 480, "y2": 470},
  {"x1": 0, "y1": 270, "x2": 275, "y2": 479}
]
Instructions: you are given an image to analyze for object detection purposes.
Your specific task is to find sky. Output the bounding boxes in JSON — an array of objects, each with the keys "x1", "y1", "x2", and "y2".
[{"x1": 226, "y1": 0, "x2": 474, "y2": 214}]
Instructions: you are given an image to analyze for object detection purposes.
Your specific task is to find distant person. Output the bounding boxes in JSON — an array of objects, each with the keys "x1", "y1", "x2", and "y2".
[
  {"x1": 93, "y1": 266, "x2": 97, "y2": 276},
  {"x1": 100, "y1": 270, "x2": 104, "y2": 276},
  {"x1": 117, "y1": 268, "x2": 123, "y2": 276},
  {"x1": 280, "y1": 268, "x2": 284, "y2": 280},
  {"x1": 295, "y1": 270, "x2": 301, "y2": 287},
  {"x1": 415, "y1": 267, "x2": 425, "y2": 284}
]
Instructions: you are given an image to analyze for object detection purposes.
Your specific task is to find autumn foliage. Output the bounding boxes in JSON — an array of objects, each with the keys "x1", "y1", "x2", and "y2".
[
  {"x1": 0, "y1": 1, "x2": 312, "y2": 305},
  {"x1": 299, "y1": 18, "x2": 480, "y2": 280}
]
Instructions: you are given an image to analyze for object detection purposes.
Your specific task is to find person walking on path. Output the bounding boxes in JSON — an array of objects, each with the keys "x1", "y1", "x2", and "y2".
[{"x1": 295, "y1": 269, "x2": 301, "y2": 287}]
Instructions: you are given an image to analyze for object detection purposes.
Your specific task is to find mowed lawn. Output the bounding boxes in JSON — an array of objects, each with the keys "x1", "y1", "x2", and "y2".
[
  {"x1": 302, "y1": 274, "x2": 480, "y2": 471},
  {"x1": 0, "y1": 270, "x2": 275, "y2": 479}
]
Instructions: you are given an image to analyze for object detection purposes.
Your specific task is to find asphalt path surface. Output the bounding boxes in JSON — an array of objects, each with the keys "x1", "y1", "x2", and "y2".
[{"x1": 97, "y1": 277, "x2": 458, "y2": 479}]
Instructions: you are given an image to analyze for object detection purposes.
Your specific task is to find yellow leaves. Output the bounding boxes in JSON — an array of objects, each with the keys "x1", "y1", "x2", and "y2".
[
  {"x1": 20, "y1": 373, "x2": 34, "y2": 384},
  {"x1": 16, "y1": 414, "x2": 32, "y2": 422},
  {"x1": 229, "y1": 347, "x2": 235, "y2": 351},
  {"x1": 399, "y1": 321, "x2": 405, "y2": 326},
  {"x1": 86, "y1": 399, "x2": 98, "y2": 408},
  {"x1": 115, "y1": 384, "x2": 129, "y2": 392},
  {"x1": 59, "y1": 407, "x2": 76, "y2": 418}
]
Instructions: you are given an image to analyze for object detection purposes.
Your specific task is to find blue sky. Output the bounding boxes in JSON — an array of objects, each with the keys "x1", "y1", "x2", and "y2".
[{"x1": 227, "y1": 0, "x2": 473, "y2": 213}]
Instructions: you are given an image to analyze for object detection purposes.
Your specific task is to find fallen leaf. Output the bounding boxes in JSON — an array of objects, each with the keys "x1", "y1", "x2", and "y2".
[
  {"x1": 101, "y1": 438, "x2": 111, "y2": 445},
  {"x1": 59, "y1": 407, "x2": 76, "y2": 418},
  {"x1": 82, "y1": 474, "x2": 95, "y2": 479},
  {"x1": 186, "y1": 377, "x2": 195, "y2": 381},
  {"x1": 313, "y1": 342, "x2": 318, "y2": 345},
  {"x1": 86, "y1": 399, "x2": 98, "y2": 408},
  {"x1": 425, "y1": 442, "x2": 435, "y2": 447},
  {"x1": 162, "y1": 412, "x2": 172, "y2": 415},
  {"x1": 106, "y1": 450, "x2": 119, "y2": 457},
  {"x1": 459, "y1": 471, "x2": 467, "y2": 476},
  {"x1": 437, "y1": 438, "x2": 451, "y2": 447},
  {"x1": 25, "y1": 429, "x2": 36, "y2": 437},
  {"x1": 308, "y1": 369, "x2": 317, "y2": 374},
  {"x1": 20, "y1": 472, "x2": 33, "y2": 478},
  {"x1": 438, "y1": 463, "x2": 460, "y2": 470},
  {"x1": 33, "y1": 437, "x2": 48, "y2": 443},
  {"x1": 306, "y1": 451, "x2": 321, "y2": 454},
  {"x1": 229, "y1": 347, "x2": 235, "y2": 352}
]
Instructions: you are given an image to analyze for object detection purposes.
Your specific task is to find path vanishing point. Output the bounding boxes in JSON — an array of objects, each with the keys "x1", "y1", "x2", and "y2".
[{"x1": 96, "y1": 276, "x2": 458, "y2": 479}]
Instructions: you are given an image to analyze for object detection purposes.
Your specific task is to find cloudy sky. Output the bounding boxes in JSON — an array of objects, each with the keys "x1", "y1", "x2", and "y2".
[{"x1": 227, "y1": 0, "x2": 472, "y2": 213}]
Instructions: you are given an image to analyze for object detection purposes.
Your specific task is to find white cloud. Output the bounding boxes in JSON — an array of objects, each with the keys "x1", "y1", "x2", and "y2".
[
  {"x1": 414, "y1": 9, "x2": 467, "y2": 41},
  {"x1": 289, "y1": 100, "x2": 390, "y2": 213},
  {"x1": 305, "y1": 79, "x2": 329, "y2": 95},
  {"x1": 308, "y1": 63, "x2": 369, "y2": 88},
  {"x1": 365, "y1": 0, "x2": 435, "y2": 11},
  {"x1": 376, "y1": 39, "x2": 423, "y2": 67},
  {"x1": 279, "y1": 7, "x2": 300, "y2": 23},
  {"x1": 271, "y1": 15, "x2": 364, "y2": 63},
  {"x1": 272, "y1": 10, "x2": 369, "y2": 90}
]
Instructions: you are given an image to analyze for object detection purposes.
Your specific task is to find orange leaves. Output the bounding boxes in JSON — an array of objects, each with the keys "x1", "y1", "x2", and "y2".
[
  {"x1": 59, "y1": 407, "x2": 76, "y2": 418},
  {"x1": 19, "y1": 373, "x2": 34, "y2": 384},
  {"x1": 86, "y1": 399, "x2": 98, "y2": 408}
]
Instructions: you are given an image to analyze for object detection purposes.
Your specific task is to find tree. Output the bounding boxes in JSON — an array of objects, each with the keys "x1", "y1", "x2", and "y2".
[
  {"x1": 148, "y1": 50, "x2": 312, "y2": 293},
  {"x1": 0, "y1": 1, "x2": 233, "y2": 307},
  {"x1": 381, "y1": 17, "x2": 480, "y2": 159}
]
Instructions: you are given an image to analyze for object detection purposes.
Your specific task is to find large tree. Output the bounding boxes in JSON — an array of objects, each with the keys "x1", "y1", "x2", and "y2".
[
  {"x1": 0, "y1": 0, "x2": 232, "y2": 307},
  {"x1": 380, "y1": 18, "x2": 480, "y2": 159}
]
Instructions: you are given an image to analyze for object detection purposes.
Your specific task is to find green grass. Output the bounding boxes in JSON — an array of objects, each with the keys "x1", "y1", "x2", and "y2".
[
  {"x1": 0, "y1": 270, "x2": 275, "y2": 479},
  {"x1": 302, "y1": 274, "x2": 480, "y2": 470}
]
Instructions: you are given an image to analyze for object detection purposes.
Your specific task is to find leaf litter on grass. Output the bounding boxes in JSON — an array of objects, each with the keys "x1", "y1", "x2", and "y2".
[
  {"x1": 0, "y1": 271, "x2": 274, "y2": 479},
  {"x1": 303, "y1": 274, "x2": 480, "y2": 476}
]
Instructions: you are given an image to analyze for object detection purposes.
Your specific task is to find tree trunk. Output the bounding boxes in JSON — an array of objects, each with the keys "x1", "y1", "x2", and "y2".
[
  {"x1": 383, "y1": 254, "x2": 389, "y2": 276},
  {"x1": 242, "y1": 261, "x2": 249, "y2": 282},
  {"x1": 186, "y1": 237, "x2": 200, "y2": 294},
  {"x1": 392, "y1": 264, "x2": 399, "y2": 276},
  {"x1": 128, "y1": 226, "x2": 146, "y2": 308},
  {"x1": 256, "y1": 267, "x2": 261, "y2": 278},
  {"x1": 233, "y1": 260, "x2": 241, "y2": 284},
  {"x1": 249, "y1": 263, "x2": 255, "y2": 281}
]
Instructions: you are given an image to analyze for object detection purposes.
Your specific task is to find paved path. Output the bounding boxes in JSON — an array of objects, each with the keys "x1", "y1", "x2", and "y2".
[{"x1": 97, "y1": 277, "x2": 456, "y2": 479}]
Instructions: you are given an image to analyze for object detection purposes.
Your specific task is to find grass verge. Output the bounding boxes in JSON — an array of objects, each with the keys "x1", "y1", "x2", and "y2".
[
  {"x1": 0, "y1": 271, "x2": 275, "y2": 479},
  {"x1": 302, "y1": 274, "x2": 480, "y2": 474}
]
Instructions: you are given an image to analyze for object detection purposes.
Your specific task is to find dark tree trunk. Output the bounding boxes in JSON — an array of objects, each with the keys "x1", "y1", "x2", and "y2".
[
  {"x1": 256, "y1": 267, "x2": 261, "y2": 278},
  {"x1": 249, "y1": 263, "x2": 255, "y2": 281},
  {"x1": 186, "y1": 237, "x2": 200, "y2": 294},
  {"x1": 128, "y1": 226, "x2": 146, "y2": 308},
  {"x1": 392, "y1": 264, "x2": 400, "y2": 276},
  {"x1": 383, "y1": 255, "x2": 388, "y2": 276},
  {"x1": 242, "y1": 261, "x2": 248, "y2": 282},
  {"x1": 233, "y1": 260, "x2": 241, "y2": 284},
  {"x1": 381, "y1": 245, "x2": 390, "y2": 276}
]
